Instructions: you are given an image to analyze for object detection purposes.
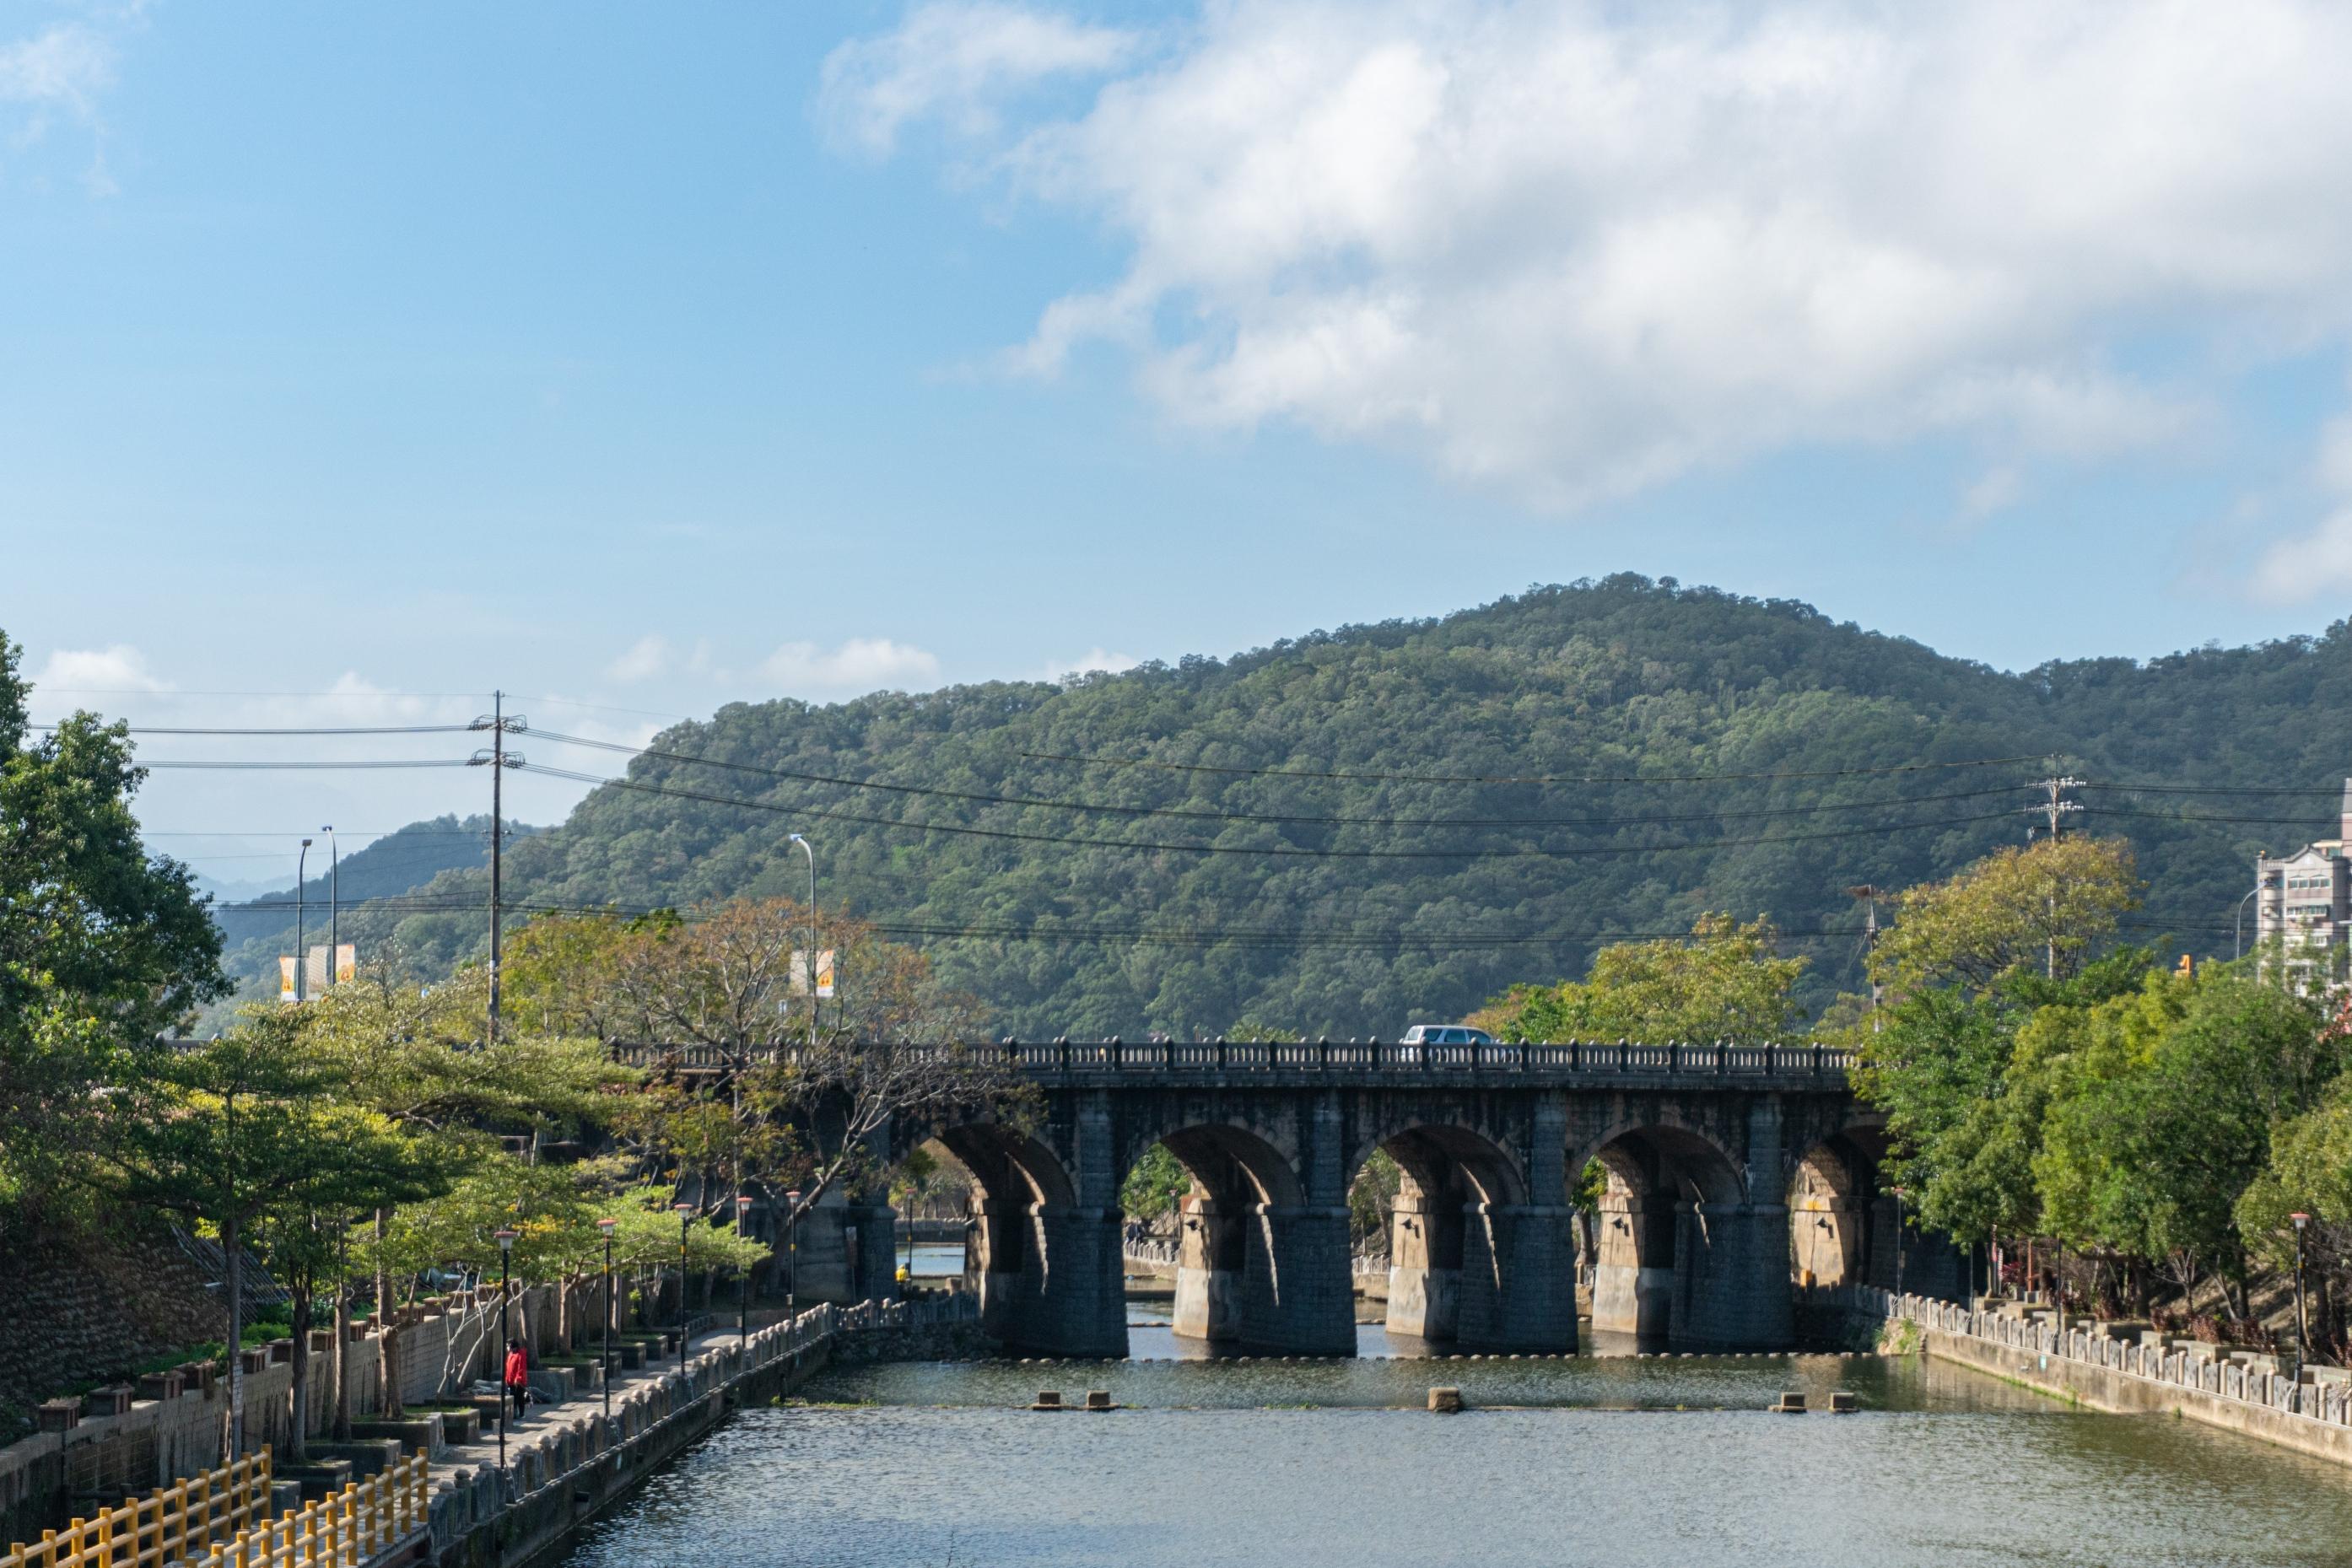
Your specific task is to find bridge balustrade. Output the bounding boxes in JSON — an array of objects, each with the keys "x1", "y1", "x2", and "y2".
[{"x1": 605, "y1": 1038, "x2": 1858, "y2": 1078}]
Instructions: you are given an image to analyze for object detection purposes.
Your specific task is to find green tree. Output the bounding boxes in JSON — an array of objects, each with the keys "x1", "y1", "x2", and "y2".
[
  {"x1": 105, "y1": 1013, "x2": 444, "y2": 1455},
  {"x1": 0, "y1": 636, "x2": 226, "y2": 1215},
  {"x1": 1871, "y1": 835, "x2": 2141, "y2": 998},
  {"x1": 1475, "y1": 914, "x2": 1807, "y2": 1043},
  {"x1": 2036, "y1": 967, "x2": 2340, "y2": 1317}
]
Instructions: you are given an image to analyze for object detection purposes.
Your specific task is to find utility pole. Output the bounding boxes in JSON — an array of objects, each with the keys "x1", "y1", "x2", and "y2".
[
  {"x1": 2024, "y1": 776, "x2": 2085, "y2": 978},
  {"x1": 323, "y1": 825, "x2": 338, "y2": 988},
  {"x1": 295, "y1": 837, "x2": 313, "y2": 1002},
  {"x1": 469, "y1": 693, "x2": 526, "y2": 1039},
  {"x1": 1846, "y1": 885, "x2": 1884, "y2": 1029}
]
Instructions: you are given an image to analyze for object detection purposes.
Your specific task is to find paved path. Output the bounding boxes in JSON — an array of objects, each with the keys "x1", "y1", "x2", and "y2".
[{"x1": 434, "y1": 1319, "x2": 770, "y2": 1480}]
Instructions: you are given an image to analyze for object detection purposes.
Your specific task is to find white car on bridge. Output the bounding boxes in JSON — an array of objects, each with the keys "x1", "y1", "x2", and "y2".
[{"x1": 1398, "y1": 1023, "x2": 1495, "y2": 1047}]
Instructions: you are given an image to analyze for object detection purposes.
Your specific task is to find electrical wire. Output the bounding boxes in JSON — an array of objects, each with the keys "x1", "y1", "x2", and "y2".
[
  {"x1": 139, "y1": 760, "x2": 474, "y2": 770},
  {"x1": 34, "y1": 723, "x2": 477, "y2": 736},
  {"x1": 526, "y1": 726, "x2": 2027, "y2": 830},
  {"x1": 518, "y1": 760, "x2": 2024, "y2": 859},
  {"x1": 1013, "y1": 751, "x2": 2058, "y2": 785}
]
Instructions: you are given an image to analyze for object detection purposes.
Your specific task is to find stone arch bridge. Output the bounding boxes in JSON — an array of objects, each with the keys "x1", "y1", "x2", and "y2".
[{"x1": 616, "y1": 1038, "x2": 1920, "y2": 1357}]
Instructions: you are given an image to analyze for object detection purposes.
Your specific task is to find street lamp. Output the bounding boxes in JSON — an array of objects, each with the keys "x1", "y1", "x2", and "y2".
[
  {"x1": 736, "y1": 1196, "x2": 754, "y2": 1346},
  {"x1": 785, "y1": 1189, "x2": 803, "y2": 1316},
  {"x1": 321, "y1": 826, "x2": 338, "y2": 988},
  {"x1": 1891, "y1": 1187, "x2": 1907, "y2": 1300},
  {"x1": 788, "y1": 833, "x2": 815, "y2": 1051},
  {"x1": 493, "y1": 1227, "x2": 518, "y2": 1484},
  {"x1": 295, "y1": 838, "x2": 314, "y2": 1001},
  {"x1": 596, "y1": 1217, "x2": 617, "y2": 1423},
  {"x1": 2291, "y1": 1212, "x2": 2312, "y2": 1391},
  {"x1": 674, "y1": 1202, "x2": 695, "y2": 1380}
]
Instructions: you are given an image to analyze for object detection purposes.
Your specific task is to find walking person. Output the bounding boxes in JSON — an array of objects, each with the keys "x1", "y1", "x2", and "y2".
[{"x1": 504, "y1": 1337, "x2": 531, "y2": 1421}]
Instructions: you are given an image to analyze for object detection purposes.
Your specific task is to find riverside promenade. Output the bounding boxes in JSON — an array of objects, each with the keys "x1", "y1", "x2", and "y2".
[{"x1": 418, "y1": 1296, "x2": 977, "y2": 1567}]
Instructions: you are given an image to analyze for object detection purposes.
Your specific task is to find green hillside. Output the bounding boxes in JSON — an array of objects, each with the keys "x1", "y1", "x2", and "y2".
[{"x1": 256, "y1": 577, "x2": 2352, "y2": 1038}]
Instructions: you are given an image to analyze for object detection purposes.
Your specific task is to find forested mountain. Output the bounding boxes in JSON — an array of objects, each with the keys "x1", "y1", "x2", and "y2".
[{"x1": 245, "y1": 577, "x2": 2352, "y2": 1038}]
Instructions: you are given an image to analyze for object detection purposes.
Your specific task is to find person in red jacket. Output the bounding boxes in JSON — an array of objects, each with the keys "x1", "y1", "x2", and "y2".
[{"x1": 504, "y1": 1339, "x2": 531, "y2": 1420}]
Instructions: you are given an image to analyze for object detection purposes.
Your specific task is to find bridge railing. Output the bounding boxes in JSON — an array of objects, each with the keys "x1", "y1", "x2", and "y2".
[{"x1": 608, "y1": 1039, "x2": 1858, "y2": 1077}]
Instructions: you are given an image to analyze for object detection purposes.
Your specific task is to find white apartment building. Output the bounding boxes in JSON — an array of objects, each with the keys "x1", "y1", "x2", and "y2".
[{"x1": 2252, "y1": 779, "x2": 2352, "y2": 989}]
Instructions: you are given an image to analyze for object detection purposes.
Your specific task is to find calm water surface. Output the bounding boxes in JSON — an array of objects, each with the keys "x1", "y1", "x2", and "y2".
[{"x1": 560, "y1": 1337, "x2": 2352, "y2": 1568}]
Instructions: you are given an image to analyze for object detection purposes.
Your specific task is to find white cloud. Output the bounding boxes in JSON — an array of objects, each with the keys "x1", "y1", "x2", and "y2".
[
  {"x1": 606, "y1": 634, "x2": 672, "y2": 683},
  {"x1": 834, "y1": 0, "x2": 2352, "y2": 509},
  {"x1": 1038, "y1": 647, "x2": 1140, "y2": 682},
  {"x1": 1957, "y1": 466, "x2": 2022, "y2": 525},
  {"x1": 32, "y1": 643, "x2": 171, "y2": 695},
  {"x1": 817, "y1": 2, "x2": 1136, "y2": 155},
  {"x1": 0, "y1": 22, "x2": 115, "y2": 113},
  {"x1": 2249, "y1": 506, "x2": 2352, "y2": 605},
  {"x1": 2249, "y1": 407, "x2": 2352, "y2": 604},
  {"x1": 759, "y1": 637, "x2": 941, "y2": 692}
]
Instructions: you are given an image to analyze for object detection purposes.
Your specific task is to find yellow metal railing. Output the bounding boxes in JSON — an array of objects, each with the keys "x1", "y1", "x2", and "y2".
[
  {"x1": 5, "y1": 1451, "x2": 272, "y2": 1568},
  {"x1": 5, "y1": 1450, "x2": 428, "y2": 1568},
  {"x1": 203, "y1": 1453, "x2": 429, "y2": 1568}
]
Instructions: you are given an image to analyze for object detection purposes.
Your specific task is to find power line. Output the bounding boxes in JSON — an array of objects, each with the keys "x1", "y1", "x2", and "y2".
[
  {"x1": 34, "y1": 723, "x2": 476, "y2": 736},
  {"x1": 1013, "y1": 751, "x2": 2057, "y2": 785},
  {"x1": 139, "y1": 760, "x2": 473, "y2": 770},
  {"x1": 519, "y1": 760, "x2": 2022, "y2": 859},
  {"x1": 526, "y1": 726, "x2": 2026, "y2": 829}
]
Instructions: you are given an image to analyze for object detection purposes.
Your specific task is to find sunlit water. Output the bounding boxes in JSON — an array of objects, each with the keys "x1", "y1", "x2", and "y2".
[{"x1": 560, "y1": 1315, "x2": 2352, "y2": 1568}]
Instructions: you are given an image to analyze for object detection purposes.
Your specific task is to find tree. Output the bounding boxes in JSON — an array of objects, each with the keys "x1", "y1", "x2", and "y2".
[
  {"x1": 105, "y1": 1013, "x2": 444, "y2": 1456},
  {"x1": 2036, "y1": 967, "x2": 2341, "y2": 1318},
  {"x1": 0, "y1": 635, "x2": 226, "y2": 1216},
  {"x1": 302, "y1": 961, "x2": 629, "y2": 1418},
  {"x1": 1871, "y1": 836, "x2": 2141, "y2": 998},
  {"x1": 1474, "y1": 914, "x2": 1808, "y2": 1043},
  {"x1": 1855, "y1": 947, "x2": 2150, "y2": 1258}
]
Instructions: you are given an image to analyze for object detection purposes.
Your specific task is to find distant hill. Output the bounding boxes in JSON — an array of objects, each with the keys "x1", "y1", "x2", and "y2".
[
  {"x1": 202, "y1": 815, "x2": 534, "y2": 1012},
  {"x1": 230, "y1": 577, "x2": 2352, "y2": 1038}
]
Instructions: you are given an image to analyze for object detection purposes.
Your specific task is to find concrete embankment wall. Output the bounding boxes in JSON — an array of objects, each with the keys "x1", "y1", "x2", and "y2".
[{"x1": 1822, "y1": 1286, "x2": 2352, "y2": 1470}]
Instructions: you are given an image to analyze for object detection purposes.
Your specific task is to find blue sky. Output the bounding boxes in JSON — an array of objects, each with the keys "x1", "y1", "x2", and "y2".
[{"x1": 6, "y1": 1, "x2": 2352, "y2": 880}]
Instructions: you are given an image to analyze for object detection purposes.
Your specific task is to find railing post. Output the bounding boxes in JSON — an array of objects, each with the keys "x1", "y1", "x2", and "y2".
[{"x1": 1667, "y1": 1041, "x2": 1679, "y2": 1073}]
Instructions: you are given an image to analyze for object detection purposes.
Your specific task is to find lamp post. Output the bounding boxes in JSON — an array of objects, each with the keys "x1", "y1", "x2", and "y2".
[
  {"x1": 2237, "y1": 883, "x2": 2262, "y2": 962},
  {"x1": 785, "y1": 1189, "x2": 803, "y2": 1316},
  {"x1": 1891, "y1": 1187, "x2": 1906, "y2": 1300},
  {"x1": 321, "y1": 825, "x2": 338, "y2": 987},
  {"x1": 596, "y1": 1217, "x2": 616, "y2": 1422},
  {"x1": 674, "y1": 1202, "x2": 695, "y2": 1381},
  {"x1": 2291, "y1": 1212, "x2": 2312, "y2": 1391},
  {"x1": 295, "y1": 838, "x2": 313, "y2": 1001},
  {"x1": 736, "y1": 1195, "x2": 753, "y2": 1346},
  {"x1": 493, "y1": 1227, "x2": 517, "y2": 1485},
  {"x1": 788, "y1": 833, "x2": 816, "y2": 1050}
]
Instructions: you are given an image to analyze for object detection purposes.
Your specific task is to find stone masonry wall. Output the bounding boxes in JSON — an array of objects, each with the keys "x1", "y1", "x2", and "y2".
[{"x1": 0, "y1": 1230, "x2": 230, "y2": 1438}]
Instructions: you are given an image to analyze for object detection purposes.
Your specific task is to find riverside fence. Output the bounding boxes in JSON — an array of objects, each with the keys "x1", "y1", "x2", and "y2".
[{"x1": 3, "y1": 1453, "x2": 272, "y2": 1568}]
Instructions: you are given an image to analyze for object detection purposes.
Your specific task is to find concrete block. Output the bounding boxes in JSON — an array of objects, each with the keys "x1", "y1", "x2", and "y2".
[{"x1": 1427, "y1": 1387, "x2": 1463, "y2": 1413}]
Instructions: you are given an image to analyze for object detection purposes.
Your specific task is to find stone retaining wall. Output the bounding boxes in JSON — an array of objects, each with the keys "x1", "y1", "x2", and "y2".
[{"x1": 1825, "y1": 1284, "x2": 2352, "y2": 1468}]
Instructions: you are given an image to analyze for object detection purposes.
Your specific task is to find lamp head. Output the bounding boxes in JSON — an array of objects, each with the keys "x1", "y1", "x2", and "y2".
[
  {"x1": 788, "y1": 832, "x2": 806, "y2": 845},
  {"x1": 596, "y1": 1218, "x2": 617, "y2": 1237},
  {"x1": 493, "y1": 1227, "x2": 517, "y2": 1253},
  {"x1": 2292, "y1": 1211, "x2": 2312, "y2": 1231},
  {"x1": 736, "y1": 1195, "x2": 753, "y2": 1213},
  {"x1": 673, "y1": 1202, "x2": 695, "y2": 1215},
  {"x1": 785, "y1": 1189, "x2": 803, "y2": 1205},
  {"x1": 300, "y1": 837, "x2": 313, "y2": 849}
]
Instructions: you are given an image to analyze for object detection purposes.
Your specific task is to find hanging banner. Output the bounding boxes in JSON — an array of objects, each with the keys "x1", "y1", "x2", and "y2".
[
  {"x1": 279, "y1": 956, "x2": 298, "y2": 1004},
  {"x1": 305, "y1": 946, "x2": 332, "y2": 994},
  {"x1": 789, "y1": 948, "x2": 838, "y2": 999},
  {"x1": 335, "y1": 944, "x2": 357, "y2": 985}
]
